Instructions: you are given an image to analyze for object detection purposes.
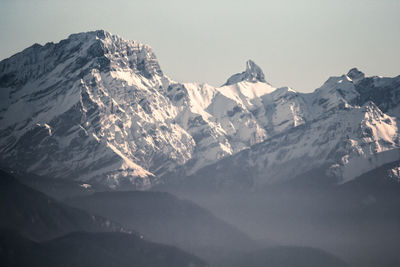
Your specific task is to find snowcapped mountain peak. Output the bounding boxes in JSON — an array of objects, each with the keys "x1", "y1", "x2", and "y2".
[
  {"x1": 346, "y1": 67, "x2": 365, "y2": 83},
  {"x1": 224, "y1": 60, "x2": 266, "y2": 86},
  {"x1": 67, "y1": 29, "x2": 109, "y2": 41},
  {"x1": 0, "y1": 30, "x2": 177, "y2": 188},
  {"x1": 63, "y1": 29, "x2": 164, "y2": 80},
  {"x1": 245, "y1": 59, "x2": 265, "y2": 81}
]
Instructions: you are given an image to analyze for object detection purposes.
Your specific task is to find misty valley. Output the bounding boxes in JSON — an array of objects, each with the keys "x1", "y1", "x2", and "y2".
[{"x1": 1, "y1": 30, "x2": 400, "y2": 267}]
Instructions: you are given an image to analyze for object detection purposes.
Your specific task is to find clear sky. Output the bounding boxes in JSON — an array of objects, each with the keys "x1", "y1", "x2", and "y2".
[{"x1": 1, "y1": 0, "x2": 399, "y2": 92}]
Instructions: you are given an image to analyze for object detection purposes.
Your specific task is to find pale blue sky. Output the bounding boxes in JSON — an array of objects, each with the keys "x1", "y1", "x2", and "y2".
[{"x1": 1, "y1": 0, "x2": 399, "y2": 92}]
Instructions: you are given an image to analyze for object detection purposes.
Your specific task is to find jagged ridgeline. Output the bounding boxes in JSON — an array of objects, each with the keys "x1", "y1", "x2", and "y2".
[{"x1": 0, "y1": 30, "x2": 399, "y2": 190}]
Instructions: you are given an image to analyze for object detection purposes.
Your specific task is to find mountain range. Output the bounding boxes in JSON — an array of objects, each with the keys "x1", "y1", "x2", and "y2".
[{"x1": 1, "y1": 30, "x2": 399, "y2": 190}]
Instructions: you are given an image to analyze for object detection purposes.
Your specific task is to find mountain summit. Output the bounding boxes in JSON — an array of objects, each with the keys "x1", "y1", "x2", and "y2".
[
  {"x1": 346, "y1": 67, "x2": 365, "y2": 83},
  {"x1": 224, "y1": 60, "x2": 266, "y2": 86}
]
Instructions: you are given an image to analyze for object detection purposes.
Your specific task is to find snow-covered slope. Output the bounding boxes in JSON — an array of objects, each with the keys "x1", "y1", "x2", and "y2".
[
  {"x1": 1, "y1": 30, "x2": 399, "y2": 189},
  {"x1": 0, "y1": 30, "x2": 189, "y2": 188},
  {"x1": 170, "y1": 69, "x2": 400, "y2": 188}
]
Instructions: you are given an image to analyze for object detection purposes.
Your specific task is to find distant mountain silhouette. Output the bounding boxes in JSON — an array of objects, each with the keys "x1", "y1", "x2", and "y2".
[{"x1": 0, "y1": 229, "x2": 207, "y2": 267}]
